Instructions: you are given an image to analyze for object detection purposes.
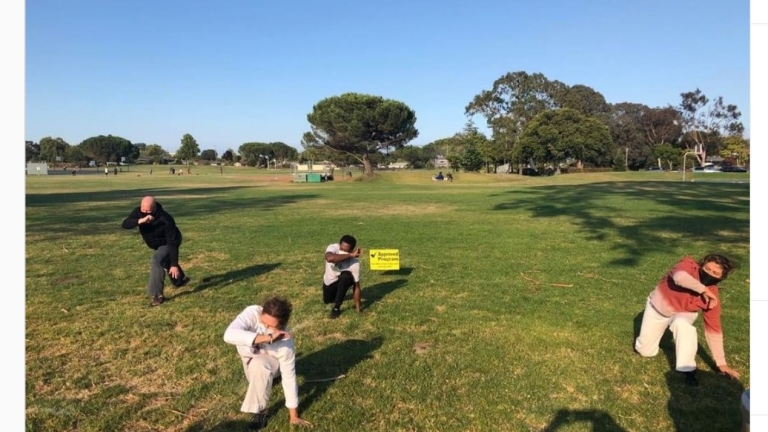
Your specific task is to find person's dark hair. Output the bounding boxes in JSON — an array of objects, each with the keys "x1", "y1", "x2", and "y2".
[
  {"x1": 339, "y1": 234, "x2": 357, "y2": 250},
  {"x1": 698, "y1": 253, "x2": 737, "y2": 279},
  {"x1": 261, "y1": 296, "x2": 292, "y2": 329}
]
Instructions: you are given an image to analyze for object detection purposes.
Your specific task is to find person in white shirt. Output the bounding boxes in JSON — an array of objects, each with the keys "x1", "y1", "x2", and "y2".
[
  {"x1": 223, "y1": 296, "x2": 312, "y2": 430},
  {"x1": 323, "y1": 235, "x2": 362, "y2": 319}
]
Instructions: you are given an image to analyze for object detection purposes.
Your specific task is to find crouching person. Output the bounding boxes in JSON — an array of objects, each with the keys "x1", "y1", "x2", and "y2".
[{"x1": 223, "y1": 296, "x2": 313, "y2": 430}]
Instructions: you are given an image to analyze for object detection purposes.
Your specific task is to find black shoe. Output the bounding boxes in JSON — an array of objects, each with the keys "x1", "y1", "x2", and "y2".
[
  {"x1": 329, "y1": 308, "x2": 341, "y2": 319},
  {"x1": 151, "y1": 295, "x2": 165, "y2": 307},
  {"x1": 683, "y1": 370, "x2": 699, "y2": 387},
  {"x1": 249, "y1": 410, "x2": 268, "y2": 430},
  {"x1": 172, "y1": 276, "x2": 190, "y2": 289}
]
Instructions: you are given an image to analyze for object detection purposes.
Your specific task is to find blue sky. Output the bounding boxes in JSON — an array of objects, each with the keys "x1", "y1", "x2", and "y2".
[{"x1": 25, "y1": 0, "x2": 749, "y2": 155}]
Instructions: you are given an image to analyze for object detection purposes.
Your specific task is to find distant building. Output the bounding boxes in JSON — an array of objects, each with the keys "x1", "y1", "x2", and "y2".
[
  {"x1": 26, "y1": 162, "x2": 49, "y2": 175},
  {"x1": 434, "y1": 154, "x2": 450, "y2": 168}
]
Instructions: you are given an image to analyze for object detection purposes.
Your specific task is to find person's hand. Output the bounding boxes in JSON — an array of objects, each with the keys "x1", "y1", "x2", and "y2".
[
  {"x1": 290, "y1": 416, "x2": 313, "y2": 427},
  {"x1": 702, "y1": 289, "x2": 719, "y2": 309},
  {"x1": 169, "y1": 266, "x2": 181, "y2": 279},
  {"x1": 139, "y1": 215, "x2": 154, "y2": 225},
  {"x1": 352, "y1": 248, "x2": 363, "y2": 258},
  {"x1": 719, "y1": 365, "x2": 740, "y2": 379},
  {"x1": 270, "y1": 329, "x2": 292, "y2": 342}
]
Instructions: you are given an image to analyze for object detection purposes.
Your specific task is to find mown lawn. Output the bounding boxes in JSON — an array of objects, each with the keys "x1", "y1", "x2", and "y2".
[{"x1": 25, "y1": 167, "x2": 750, "y2": 431}]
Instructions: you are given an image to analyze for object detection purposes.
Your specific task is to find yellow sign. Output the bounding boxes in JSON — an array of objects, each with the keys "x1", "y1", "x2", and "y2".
[{"x1": 369, "y1": 249, "x2": 400, "y2": 270}]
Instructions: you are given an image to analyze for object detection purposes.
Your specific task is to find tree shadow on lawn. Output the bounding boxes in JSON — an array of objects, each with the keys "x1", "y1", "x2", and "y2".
[
  {"x1": 541, "y1": 408, "x2": 628, "y2": 431},
  {"x1": 182, "y1": 338, "x2": 384, "y2": 432},
  {"x1": 167, "y1": 263, "x2": 282, "y2": 301},
  {"x1": 26, "y1": 187, "x2": 320, "y2": 236},
  {"x1": 491, "y1": 181, "x2": 749, "y2": 267}
]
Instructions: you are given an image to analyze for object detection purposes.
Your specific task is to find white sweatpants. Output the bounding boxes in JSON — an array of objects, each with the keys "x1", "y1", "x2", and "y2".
[
  {"x1": 240, "y1": 354, "x2": 281, "y2": 413},
  {"x1": 634, "y1": 297, "x2": 699, "y2": 372}
]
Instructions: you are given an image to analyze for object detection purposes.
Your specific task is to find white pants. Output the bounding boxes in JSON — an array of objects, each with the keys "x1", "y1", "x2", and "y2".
[
  {"x1": 240, "y1": 354, "x2": 280, "y2": 413},
  {"x1": 635, "y1": 297, "x2": 699, "y2": 372}
]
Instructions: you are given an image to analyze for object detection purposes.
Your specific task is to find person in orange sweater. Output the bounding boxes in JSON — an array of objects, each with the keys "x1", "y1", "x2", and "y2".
[{"x1": 635, "y1": 253, "x2": 740, "y2": 386}]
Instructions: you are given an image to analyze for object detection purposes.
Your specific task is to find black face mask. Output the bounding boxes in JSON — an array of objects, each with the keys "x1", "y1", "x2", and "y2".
[{"x1": 699, "y1": 268, "x2": 722, "y2": 286}]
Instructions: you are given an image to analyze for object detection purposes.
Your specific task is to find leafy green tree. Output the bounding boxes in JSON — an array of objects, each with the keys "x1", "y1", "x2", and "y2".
[
  {"x1": 177, "y1": 133, "x2": 201, "y2": 162},
  {"x1": 516, "y1": 109, "x2": 613, "y2": 172},
  {"x1": 678, "y1": 88, "x2": 743, "y2": 166},
  {"x1": 653, "y1": 143, "x2": 681, "y2": 170},
  {"x1": 78, "y1": 135, "x2": 134, "y2": 164},
  {"x1": 605, "y1": 102, "x2": 650, "y2": 170},
  {"x1": 303, "y1": 92, "x2": 418, "y2": 176},
  {"x1": 719, "y1": 135, "x2": 749, "y2": 166},
  {"x1": 222, "y1": 149, "x2": 235, "y2": 162},
  {"x1": 26, "y1": 140, "x2": 40, "y2": 162},
  {"x1": 200, "y1": 149, "x2": 218, "y2": 161},
  {"x1": 143, "y1": 144, "x2": 170, "y2": 164},
  {"x1": 39, "y1": 137, "x2": 70, "y2": 163}
]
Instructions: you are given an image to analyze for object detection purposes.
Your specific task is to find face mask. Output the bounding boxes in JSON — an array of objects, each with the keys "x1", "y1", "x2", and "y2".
[{"x1": 699, "y1": 268, "x2": 722, "y2": 286}]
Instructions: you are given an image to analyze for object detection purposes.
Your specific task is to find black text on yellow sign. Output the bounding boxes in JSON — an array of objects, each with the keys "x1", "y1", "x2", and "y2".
[{"x1": 369, "y1": 249, "x2": 400, "y2": 270}]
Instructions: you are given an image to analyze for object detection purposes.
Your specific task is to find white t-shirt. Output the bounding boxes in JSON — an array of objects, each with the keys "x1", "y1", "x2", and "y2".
[{"x1": 324, "y1": 243, "x2": 360, "y2": 286}]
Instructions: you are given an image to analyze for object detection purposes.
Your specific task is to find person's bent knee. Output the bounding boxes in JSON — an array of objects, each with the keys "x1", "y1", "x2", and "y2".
[{"x1": 635, "y1": 341, "x2": 659, "y2": 358}]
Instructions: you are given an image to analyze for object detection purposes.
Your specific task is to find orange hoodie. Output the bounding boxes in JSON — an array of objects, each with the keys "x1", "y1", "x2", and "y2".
[{"x1": 649, "y1": 256, "x2": 726, "y2": 366}]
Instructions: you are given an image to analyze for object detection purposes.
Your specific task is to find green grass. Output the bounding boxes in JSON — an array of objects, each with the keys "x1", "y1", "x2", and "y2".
[{"x1": 25, "y1": 166, "x2": 750, "y2": 432}]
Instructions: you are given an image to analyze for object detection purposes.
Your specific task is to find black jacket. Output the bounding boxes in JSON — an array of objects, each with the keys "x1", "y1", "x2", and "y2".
[{"x1": 121, "y1": 202, "x2": 183, "y2": 266}]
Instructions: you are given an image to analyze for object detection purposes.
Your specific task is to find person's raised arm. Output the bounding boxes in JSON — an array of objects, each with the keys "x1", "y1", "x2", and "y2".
[
  {"x1": 325, "y1": 247, "x2": 362, "y2": 264},
  {"x1": 122, "y1": 207, "x2": 146, "y2": 229}
]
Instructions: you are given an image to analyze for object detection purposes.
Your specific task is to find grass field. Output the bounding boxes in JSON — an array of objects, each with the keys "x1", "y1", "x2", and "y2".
[{"x1": 25, "y1": 166, "x2": 750, "y2": 432}]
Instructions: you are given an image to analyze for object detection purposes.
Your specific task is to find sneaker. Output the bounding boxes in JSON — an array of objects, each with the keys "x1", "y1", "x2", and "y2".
[
  {"x1": 329, "y1": 308, "x2": 341, "y2": 319},
  {"x1": 172, "y1": 276, "x2": 190, "y2": 289},
  {"x1": 249, "y1": 410, "x2": 268, "y2": 430},
  {"x1": 151, "y1": 295, "x2": 165, "y2": 307},
  {"x1": 683, "y1": 370, "x2": 699, "y2": 387}
]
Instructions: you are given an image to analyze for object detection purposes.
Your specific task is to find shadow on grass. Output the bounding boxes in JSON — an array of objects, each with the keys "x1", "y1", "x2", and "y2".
[
  {"x1": 292, "y1": 337, "x2": 384, "y2": 415},
  {"x1": 665, "y1": 369, "x2": 745, "y2": 431},
  {"x1": 491, "y1": 181, "x2": 749, "y2": 266},
  {"x1": 542, "y1": 408, "x2": 628, "y2": 431},
  {"x1": 632, "y1": 311, "x2": 718, "y2": 372},
  {"x1": 186, "y1": 338, "x2": 385, "y2": 432},
  {"x1": 183, "y1": 420, "x2": 254, "y2": 432},
  {"x1": 379, "y1": 266, "x2": 414, "y2": 276},
  {"x1": 362, "y1": 279, "x2": 408, "y2": 311},
  {"x1": 169, "y1": 264, "x2": 282, "y2": 301},
  {"x1": 26, "y1": 186, "x2": 320, "y2": 236}
]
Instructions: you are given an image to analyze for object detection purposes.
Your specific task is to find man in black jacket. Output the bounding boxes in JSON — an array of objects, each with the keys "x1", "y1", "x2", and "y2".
[{"x1": 122, "y1": 196, "x2": 189, "y2": 306}]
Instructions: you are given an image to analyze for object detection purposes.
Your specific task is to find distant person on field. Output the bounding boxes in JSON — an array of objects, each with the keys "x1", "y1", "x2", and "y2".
[
  {"x1": 121, "y1": 196, "x2": 189, "y2": 306},
  {"x1": 322, "y1": 234, "x2": 362, "y2": 318},
  {"x1": 635, "y1": 253, "x2": 740, "y2": 386}
]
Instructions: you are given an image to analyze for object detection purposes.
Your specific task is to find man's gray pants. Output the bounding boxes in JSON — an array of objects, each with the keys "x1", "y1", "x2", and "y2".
[{"x1": 147, "y1": 245, "x2": 185, "y2": 297}]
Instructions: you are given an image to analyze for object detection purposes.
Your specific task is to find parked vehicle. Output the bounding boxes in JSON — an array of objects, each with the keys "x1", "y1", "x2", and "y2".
[{"x1": 720, "y1": 166, "x2": 748, "y2": 173}]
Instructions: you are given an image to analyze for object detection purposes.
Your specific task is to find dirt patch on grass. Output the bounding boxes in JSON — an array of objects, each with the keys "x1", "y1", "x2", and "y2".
[
  {"x1": 292, "y1": 200, "x2": 455, "y2": 217},
  {"x1": 184, "y1": 251, "x2": 230, "y2": 269}
]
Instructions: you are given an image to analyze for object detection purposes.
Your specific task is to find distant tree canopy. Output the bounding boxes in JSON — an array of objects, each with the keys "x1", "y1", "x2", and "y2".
[
  {"x1": 78, "y1": 135, "x2": 135, "y2": 164},
  {"x1": 302, "y1": 92, "x2": 418, "y2": 176},
  {"x1": 459, "y1": 70, "x2": 744, "y2": 171},
  {"x1": 26, "y1": 72, "x2": 744, "y2": 172},
  {"x1": 176, "y1": 133, "x2": 201, "y2": 161}
]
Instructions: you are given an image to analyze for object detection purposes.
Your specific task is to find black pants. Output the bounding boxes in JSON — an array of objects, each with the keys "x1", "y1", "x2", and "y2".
[{"x1": 322, "y1": 271, "x2": 355, "y2": 310}]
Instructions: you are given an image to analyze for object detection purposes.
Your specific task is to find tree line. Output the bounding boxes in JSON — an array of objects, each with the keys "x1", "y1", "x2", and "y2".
[
  {"x1": 27, "y1": 69, "x2": 749, "y2": 175},
  {"x1": 25, "y1": 133, "x2": 300, "y2": 168},
  {"x1": 301, "y1": 71, "x2": 749, "y2": 176}
]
